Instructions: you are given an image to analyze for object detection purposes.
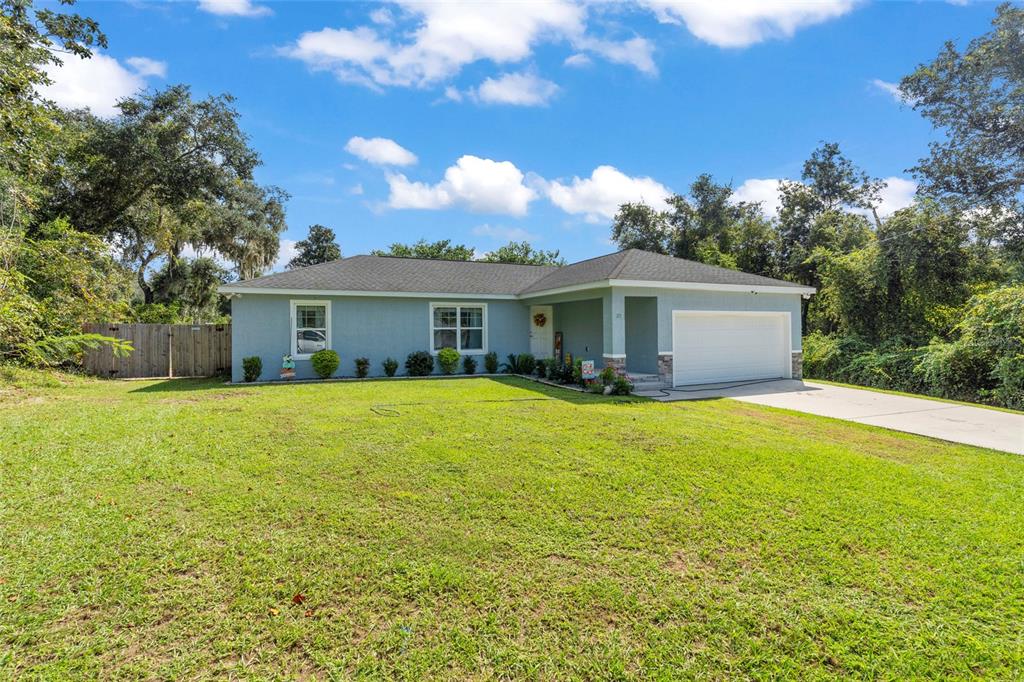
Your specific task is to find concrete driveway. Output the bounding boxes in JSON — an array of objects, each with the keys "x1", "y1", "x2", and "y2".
[{"x1": 636, "y1": 379, "x2": 1024, "y2": 455}]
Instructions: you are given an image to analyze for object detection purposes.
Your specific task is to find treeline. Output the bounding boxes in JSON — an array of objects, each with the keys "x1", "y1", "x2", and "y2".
[{"x1": 608, "y1": 5, "x2": 1024, "y2": 408}]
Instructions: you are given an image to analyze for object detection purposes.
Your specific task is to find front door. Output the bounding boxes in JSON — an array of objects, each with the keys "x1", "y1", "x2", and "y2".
[{"x1": 529, "y1": 305, "x2": 553, "y2": 358}]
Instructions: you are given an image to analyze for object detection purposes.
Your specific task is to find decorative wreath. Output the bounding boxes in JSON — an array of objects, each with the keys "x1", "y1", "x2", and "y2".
[{"x1": 533, "y1": 312, "x2": 547, "y2": 327}]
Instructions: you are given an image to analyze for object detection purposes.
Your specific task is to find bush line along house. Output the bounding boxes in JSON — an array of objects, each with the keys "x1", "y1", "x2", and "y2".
[{"x1": 220, "y1": 249, "x2": 816, "y2": 387}]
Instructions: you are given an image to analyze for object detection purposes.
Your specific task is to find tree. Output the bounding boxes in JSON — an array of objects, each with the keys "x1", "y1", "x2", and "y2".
[
  {"x1": 610, "y1": 202, "x2": 673, "y2": 253},
  {"x1": 44, "y1": 86, "x2": 286, "y2": 297},
  {"x1": 0, "y1": 0, "x2": 105, "y2": 178},
  {"x1": 479, "y1": 241, "x2": 564, "y2": 265},
  {"x1": 899, "y1": 3, "x2": 1024, "y2": 257},
  {"x1": 148, "y1": 256, "x2": 229, "y2": 322},
  {"x1": 288, "y1": 224, "x2": 340, "y2": 269},
  {"x1": 371, "y1": 239, "x2": 474, "y2": 261}
]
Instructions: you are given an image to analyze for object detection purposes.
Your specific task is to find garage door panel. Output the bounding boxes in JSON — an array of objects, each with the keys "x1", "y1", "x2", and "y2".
[{"x1": 673, "y1": 312, "x2": 789, "y2": 386}]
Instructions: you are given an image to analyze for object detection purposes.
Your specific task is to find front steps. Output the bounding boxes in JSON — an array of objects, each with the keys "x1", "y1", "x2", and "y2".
[{"x1": 627, "y1": 373, "x2": 669, "y2": 392}]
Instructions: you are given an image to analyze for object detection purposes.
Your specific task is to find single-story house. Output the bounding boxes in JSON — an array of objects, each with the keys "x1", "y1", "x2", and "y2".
[{"x1": 219, "y1": 248, "x2": 816, "y2": 386}]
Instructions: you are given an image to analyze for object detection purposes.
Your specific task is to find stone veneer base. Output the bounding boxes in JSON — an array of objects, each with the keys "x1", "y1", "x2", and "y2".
[
  {"x1": 657, "y1": 353, "x2": 673, "y2": 384},
  {"x1": 791, "y1": 351, "x2": 803, "y2": 380}
]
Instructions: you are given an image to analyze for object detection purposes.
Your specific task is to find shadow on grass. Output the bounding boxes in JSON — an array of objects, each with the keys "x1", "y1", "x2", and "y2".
[{"x1": 129, "y1": 374, "x2": 647, "y2": 407}]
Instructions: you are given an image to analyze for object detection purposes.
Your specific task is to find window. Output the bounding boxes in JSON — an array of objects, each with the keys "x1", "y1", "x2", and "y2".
[
  {"x1": 290, "y1": 300, "x2": 331, "y2": 359},
  {"x1": 431, "y1": 303, "x2": 486, "y2": 353}
]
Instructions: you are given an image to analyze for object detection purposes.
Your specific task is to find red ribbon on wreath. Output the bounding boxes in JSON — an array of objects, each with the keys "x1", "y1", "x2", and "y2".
[{"x1": 533, "y1": 312, "x2": 547, "y2": 327}]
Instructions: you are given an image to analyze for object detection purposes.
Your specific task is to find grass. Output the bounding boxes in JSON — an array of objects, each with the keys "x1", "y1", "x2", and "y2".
[
  {"x1": 1, "y1": 373, "x2": 1023, "y2": 679},
  {"x1": 804, "y1": 376, "x2": 1024, "y2": 415}
]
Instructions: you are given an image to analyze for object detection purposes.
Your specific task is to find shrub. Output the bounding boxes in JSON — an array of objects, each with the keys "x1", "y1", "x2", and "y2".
[
  {"x1": 355, "y1": 357, "x2": 370, "y2": 378},
  {"x1": 382, "y1": 357, "x2": 399, "y2": 377},
  {"x1": 502, "y1": 353, "x2": 536, "y2": 375},
  {"x1": 587, "y1": 381, "x2": 605, "y2": 394},
  {"x1": 405, "y1": 350, "x2": 434, "y2": 376},
  {"x1": 483, "y1": 351, "x2": 499, "y2": 373},
  {"x1": 535, "y1": 358, "x2": 547, "y2": 379},
  {"x1": 610, "y1": 375, "x2": 633, "y2": 395},
  {"x1": 548, "y1": 359, "x2": 574, "y2": 384},
  {"x1": 242, "y1": 356, "x2": 262, "y2": 382},
  {"x1": 572, "y1": 358, "x2": 584, "y2": 386},
  {"x1": 463, "y1": 355, "x2": 477, "y2": 375},
  {"x1": 310, "y1": 349, "x2": 340, "y2": 379},
  {"x1": 437, "y1": 347, "x2": 460, "y2": 375},
  {"x1": 599, "y1": 366, "x2": 616, "y2": 386}
]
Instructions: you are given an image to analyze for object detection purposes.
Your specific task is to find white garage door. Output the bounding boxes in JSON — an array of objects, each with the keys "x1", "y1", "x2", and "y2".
[{"x1": 672, "y1": 311, "x2": 790, "y2": 386}]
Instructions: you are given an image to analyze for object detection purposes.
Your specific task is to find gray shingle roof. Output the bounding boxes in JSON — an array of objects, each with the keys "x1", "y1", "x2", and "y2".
[{"x1": 223, "y1": 249, "x2": 810, "y2": 296}]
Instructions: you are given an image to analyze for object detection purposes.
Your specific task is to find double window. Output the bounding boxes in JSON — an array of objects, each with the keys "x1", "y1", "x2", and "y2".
[
  {"x1": 431, "y1": 303, "x2": 486, "y2": 353},
  {"x1": 290, "y1": 300, "x2": 331, "y2": 359}
]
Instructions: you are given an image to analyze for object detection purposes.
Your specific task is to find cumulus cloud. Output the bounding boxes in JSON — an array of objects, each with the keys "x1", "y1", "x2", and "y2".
[
  {"x1": 270, "y1": 239, "x2": 298, "y2": 272},
  {"x1": 387, "y1": 155, "x2": 536, "y2": 216},
  {"x1": 345, "y1": 136, "x2": 418, "y2": 166},
  {"x1": 732, "y1": 178, "x2": 785, "y2": 217},
  {"x1": 543, "y1": 165, "x2": 673, "y2": 222},
  {"x1": 870, "y1": 78, "x2": 914, "y2": 105},
  {"x1": 574, "y1": 36, "x2": 656, "y2": 75},
  {"x1": 472, "y1": 72, "x2": 560, "y2": 106},
  {"x1": 563, "y1": 53, "x2": 592, "y2": 68},
  {"x1": 637, "y1": 0, "x2": 856, "y2": 48},
  {"x1": 198, "y1": 0, "x2": 271, "y2": 17},
  {"x1": 39, "y1": 53, "x2": 163, "y2": 117},
  {"x1": 875, "y1": 177, "x2": 918, "y2": 217}
]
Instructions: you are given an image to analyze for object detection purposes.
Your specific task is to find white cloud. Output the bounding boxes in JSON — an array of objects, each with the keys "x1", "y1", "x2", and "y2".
[
  {"x1": 349, "y1": 182, "x2": 364, "y2": 196},
  {"x1": 563, "y1": 53, "x2": 592, "y2": 68},
  {"x1": 732, "y1": 178, "x2": 784, "y2": 217},
  {"x1": 369, "y1": 7, "x2": 394, "y2": 25},
  {"x1": 40, "y1": 53, "x2": 155, "y2": 117},
  {"x1": 125, "y1": 56, "x2": 167, "y2": 78},
  {"x1": 574, "y1": 36, "x2": 656, "y2": 75},
  {"x1": 270, "y1": 239, "x2": 298, "y2": 272},
  {"x1": 875, "y1": 177, "x2": 918, "y2": 217},
  {"x1": 638, "y1": 0, "x2": 856, "y2": 48},
  {"x1": 443, "y1": 85, "x2": 463, "y2": 102},
  {"x1": 472, "y1": 224, "x2": 537, "y2": 241},
  {"x1": 473, "y1": 72, "x2": 560, "y2": 106},
  {"x1": 870, "y1": 78, "x2": 914, "y2": 105},
  {"x1": 543, "y1": 165, "x2": 672, "y2": 222},
  {"x1": 387, "y1": 155, "x2": 536, "y2": 216},
  {"x1": 345, "y1": 136, "x2": 418, "y2": 166},
  {"x1": 198, "y1": 0, "x2": 271, "y2": 18}
]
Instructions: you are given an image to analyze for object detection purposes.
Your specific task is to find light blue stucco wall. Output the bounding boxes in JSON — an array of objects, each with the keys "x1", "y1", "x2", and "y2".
[
  {"x1": 230, "y1": 294, "x2": 530, "y2": 382},
  {"x1": 609, "y1": 287, "x2": 804, "y2": 353},
  {"x1": 552, "y1": 298, "x2": 603, "y2": 364},
  {"x1": 625, "y1": 297, "x2": 658, "y2": 373}
]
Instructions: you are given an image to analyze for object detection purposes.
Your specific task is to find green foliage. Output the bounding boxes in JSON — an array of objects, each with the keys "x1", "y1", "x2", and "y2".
[
  {"x1": 288, "y1": 224, "x2": 341, "y2": 269},
  {"x1": 610, "y1": 375, "x2": 634, "y2": 396},
  {"x1": 462, "y1": 355, "x2": 477, "y2": 375},
  {"x1": 479, "y1": 241, "x2": 565, "y2": 265},
  {"x1": 354, "y1": 357, "x2": 370, "y2": 379},
  {"x1": 310, "y1": 349, "x2": 339, "y2": 379},
  {"x1": 23, "y1": 333, "x2": 133, "y2": 368},
  {"x1": 148, "y1": 256, "x2": 229, "y2": 323},
  {"x1": 132, "y1": 302, "x2": 182, "y2": 324},
  {"x1": 611, "y1": 202, "x2": 673, "y2": 254},
  {"x1": 599, "y1": 366, "x2": 617, "y2": 386},
  {"x1": 535, "y1": 358, "x2": 547, "y2": 379},
  {"x1": 405, "y1": 350, "x2": 433, "y2": 377},
  {"x1": 241, "y1": 356, "x2": 262, "y2": 383},
  {"x1": 371, "y1": 239, "x2": 473, "y2": 261},
  {"x1": 501, "y1": 353, "x2": 536, "y2": 375},
  {"x1": 382, "y1": 357, "x2": 399, "y2": 377},
  {"x1": 483, "y1": 351, "x2": 498, "y2": 374},
  {"x1": 436, "y1": 347, "x2": 460, "y2": 375},
  {"x1": 547, "y1": 359, "x2": 575, "y2": 385},
  {"x1": 900, "y1": 3, "x2": 1024, "y2": 257}
]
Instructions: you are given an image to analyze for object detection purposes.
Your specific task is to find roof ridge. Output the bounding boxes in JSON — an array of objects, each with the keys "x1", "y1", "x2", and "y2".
[
  {"x1": 607, "y1": 249, "x2": 634, "y2": 279},
  {"x1": 363, "y1": 254, "x2": 558, "y2": 267}
]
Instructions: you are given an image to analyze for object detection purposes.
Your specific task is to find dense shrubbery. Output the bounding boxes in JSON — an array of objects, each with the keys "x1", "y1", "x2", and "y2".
[
  {"x1": 354, "y1": 357, "x2": 370, "y2": 378},
  {"x1": 437, "y1": 347, "x2": 460, "y2": 375},
  {"x1": 310, "y1": 349, "x2": 339, "y2": 379},
  {"x1": 502, "y1": 353, "x2": 536, "y2": 375},
  {"x1": 803, "y1": 285, "x2": 1024, "y2": 408},
  {"x1": 483, "y1": 352, "x2": 498, "y2": 374},
  {"x1": 242, "y1": 356, "x2": 262, "y2": 382},
  {"x1": 405, "y1": 351, "x2": 433, "y2": 376}
]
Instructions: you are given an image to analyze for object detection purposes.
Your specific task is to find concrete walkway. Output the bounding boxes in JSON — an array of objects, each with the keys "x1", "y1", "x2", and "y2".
[{"x1": 635, "y1": 379, "x2": 1024, "y2": 455}]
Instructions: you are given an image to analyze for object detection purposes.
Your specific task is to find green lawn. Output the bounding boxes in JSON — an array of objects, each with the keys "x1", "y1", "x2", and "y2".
[{"x1": 2, "y1": 373, "x2": 1022, "y2": 679}]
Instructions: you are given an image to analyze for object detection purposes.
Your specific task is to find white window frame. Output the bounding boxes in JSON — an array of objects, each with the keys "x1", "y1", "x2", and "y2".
[
  {"x1": 290, "y1": 299, "x2": 332, "y2": 360},
  {"x1": 429, "y1": 302, "x2": 488, "y2": 355}
]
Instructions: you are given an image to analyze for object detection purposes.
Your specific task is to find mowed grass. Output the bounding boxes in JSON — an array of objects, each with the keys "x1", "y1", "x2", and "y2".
[{"x1": 1, "y1": 373, "x2": 1023, "y2": 680}]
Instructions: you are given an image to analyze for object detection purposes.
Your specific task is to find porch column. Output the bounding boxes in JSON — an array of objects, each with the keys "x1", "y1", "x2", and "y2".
[{"x1": 602, "y1": 288, "x2": 626, "y2": 371}]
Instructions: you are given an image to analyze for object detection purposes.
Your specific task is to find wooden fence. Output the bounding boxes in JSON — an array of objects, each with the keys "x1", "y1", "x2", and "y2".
[{"x1": 82, "y1": 323, "x2": 231, "y2": 378}]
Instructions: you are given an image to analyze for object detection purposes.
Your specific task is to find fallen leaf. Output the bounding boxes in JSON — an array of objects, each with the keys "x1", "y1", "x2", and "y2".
[
  {"x1": 304, "y1": 609, "x2": 313, "y2": 618},
  {"x1": 7, "y1": 595, "x2": 17, "y2": 602},
  {"x1": 292, "y1": 593, "x2": 306, "y2": 605},
  {"x1": 268, "y1": 607, "x2": 279, "y2": 616}
]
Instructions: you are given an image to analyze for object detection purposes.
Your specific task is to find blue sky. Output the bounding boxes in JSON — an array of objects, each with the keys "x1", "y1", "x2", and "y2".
[{"x1": 45, "y1": 0, "x2": 998, "y2": 267}]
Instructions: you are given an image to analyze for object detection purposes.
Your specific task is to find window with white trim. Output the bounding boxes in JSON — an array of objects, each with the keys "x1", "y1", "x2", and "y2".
[
  {"x1": 291, "y1": 300, "x2": 330, "y2": 359},
  {"x1": 431, "y1": 303, "x2": 486, "y2": 353}
]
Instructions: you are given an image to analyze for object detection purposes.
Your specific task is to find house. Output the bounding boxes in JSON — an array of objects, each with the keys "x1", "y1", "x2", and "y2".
[{"x1": 219, "y1": 249, "x2": 816, "y2": 386}]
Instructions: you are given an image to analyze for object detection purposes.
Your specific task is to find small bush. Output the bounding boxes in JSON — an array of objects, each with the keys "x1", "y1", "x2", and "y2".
[
  {"x1": 599, "y1": 366, "x2": 616, "y2": 386},
  {"x1": 572, "y1": 358, "x2": 584, "y2": 386},
  {"x1": 610, "y1": 375, "x2": 633, "y2": 395},
  {"x1": 242, "y1": 356, "x2": 262, "y2": 382},
  {"x1": 535, "y1": 358, "x2": 547, "y2": 379},
  {"x1": 406, "y1": 350, "x2": 434, "y2": 376},
  {"x1": 548, "y1": 359, "x2": 574, "y2": 384},
  {"x1": 587, "y1": 381, "x2": 605, "y2": 394},
  {"x1": 483, "y1": 351, "x2": 499, "y2": 373},
  {"x1": 355, "y1": 357, "x2": 370, "y2": 378},
  {"x1": 437, "y1": 347, "x2": 460, "y2": 375},
  {"x1": 382, "y1": 357, "x2": 399, "y2": 377},
  {"x1": 463, "y1": 355, "x2": 477, "y2": 375},
  {"x1": 311, "y1": 349, "x2": 340, "y2": 379},
  {"x1": 501, "y1": 353, "x2": 536, "y2": 375}
]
